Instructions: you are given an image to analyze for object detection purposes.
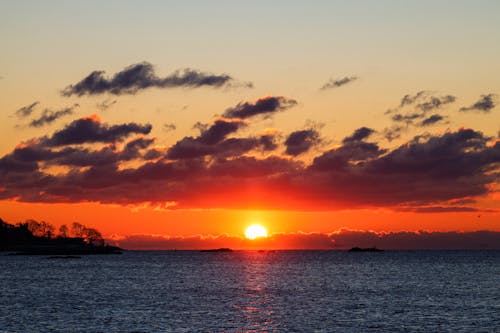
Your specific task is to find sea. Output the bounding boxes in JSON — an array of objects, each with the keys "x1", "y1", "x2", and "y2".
[{"x1": 0, "y1": 250, "x2": 499, "y2": 332}]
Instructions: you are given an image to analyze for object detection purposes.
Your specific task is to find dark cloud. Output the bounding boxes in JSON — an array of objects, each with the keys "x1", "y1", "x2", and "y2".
[
  {"x1": 0, "y1": 98, "x2": 499, "y2": 213},
  {"x1": 383, "y1": 126, "x2": 405, "y2": 142},
  {"x1": 392, "y1": 91, "x2": 455, "y2": 114},
  {"x1": 305, "y1": 128, "x2": 499, "y2": 208},
  {"x1": 285, "y1": 129, "x2": 321, "y2": 156},
  {"x1": 29, "y1": 104, "x2": 79, "y2": 128},
  {"x1": 460, "y1": 94, "x2": 497, "y2": 113},
  {"x1": 44, "y1": 115, "x2": 152, "y2": 146},
  {"x1": 15, "y1": 101, "x2": 39, "y2": 118},
  {"x1": 385, "y1": 92, "x2": 456, "y2": 134},
  {"x1": 330, "y1": 229, "x2": 500, "y2": 250},
  {"x1": 391, "y1": 112, "x2": 422, "y2": 123},
  {"x1": 416, "y1": 95, "x2": 455, "y2": 112},
  {"x1": 96, "y1": 99, "x2": 117, "y2": 111},
  {"x1": 62, "y1": 62, "x2": 248, "y2": 96},
  {"x1": 166, "y1": 118, "x2": 277, "y2": 160},
  {"x1": 420, "y1": 114, "x2": 445, "y2": 126},
  {"x1": 112, "y1": 230, "x2": 500, "y2": 250},
  {"x1": 320, "y1": 76, "x2": 358, "y2": 90},
  {"x1": 399, "y1": 206, "x2": 483, "y2": 213},
  {"x1": 198, "y1": 118, "x2": 246, "y2": 145},
  {"x1": 400, "y1": 91, "x2": 427, "y2": 107},
  {"x1": 121, "y1": 138, "x2": 156, "y2": 161},
  {"x1": 258, "y1": 133, "x2": 279, "y2": 151},
  {"x1": 342, "y1": 127, "x2": 375, "y2": 143},
  {"x1": 166, "y1": 118, "x2": 249, "y2": 159},
  {"x1": 1, "y1": 128, "x2": 498, "y2": 210},
  {"x1": 223, "y1": 96, "x2": 297, "y2": 119}
]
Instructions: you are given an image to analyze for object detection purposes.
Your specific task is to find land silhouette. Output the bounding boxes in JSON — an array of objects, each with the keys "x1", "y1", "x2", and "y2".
[{"x1": 0, "y1": 218, "x2": 121, "y2": 255}]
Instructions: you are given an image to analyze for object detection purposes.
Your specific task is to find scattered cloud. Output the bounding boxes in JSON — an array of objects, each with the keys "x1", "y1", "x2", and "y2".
[
  {"x1": 420, "y1": 114, "x2": 445, "y2": 127},
  {"x1": 43, "y1": 115, "x2": 151, "y2": 146},
  {"x1": 400, "y1": 90, "x2": 427, "y2": 107},
  {"x1": 320, "y1": 76, "x2": 358, "y2": 90},
  {"x1": 165, "y1": 118, "x2": 272, "y2": 159},
  {"x1": 383, "y1": 92, "x2": 457, "y2": 140},
  {"x1": 29, "y1": 104, "x2": 79, "y2": 128},
  {"x1": 62, "y1": 62, "x2": 250, "y2": 96},
  {"x1": 14, "y1": 101, "x2": 39, "y2": 118},
  {"x1": 223, "y1": 96, "x2": 297, "y2": 119},
  {"x1": 460, "y1": 94, "x2": 497, "y2": 113},
  {"x1": 96, "y1": 99, "x2": 117, "y2": 111},
  {"x1": 342, "y1": 127, "x2": 375, "y2": 144},
  {"x1": 163, "y1": 123, "x2": 176, "y2": 132},
  {"x1": 416, "y1": 95, "x2": 455, "y2": 112},
  {"x1": 284, "y1": 129, "x2": 321, "y2": 156}
]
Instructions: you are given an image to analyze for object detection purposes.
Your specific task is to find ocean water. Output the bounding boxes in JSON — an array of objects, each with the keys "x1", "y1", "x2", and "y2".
[{"x1": 0, "y1": 251, "x2": 499, "y2": 333}]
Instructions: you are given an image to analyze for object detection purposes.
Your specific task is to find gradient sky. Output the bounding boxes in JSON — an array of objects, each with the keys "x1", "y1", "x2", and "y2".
[{"x1": 1, "y1": 1, "x2": 499, "y2": 249}]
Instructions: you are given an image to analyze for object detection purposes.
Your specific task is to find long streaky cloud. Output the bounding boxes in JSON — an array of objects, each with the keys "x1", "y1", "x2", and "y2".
[
  {"x1": 320, "y1": 76, "x2": 358, "y2": 90},
  {"x1": 223, "y1": 96, "x2": 297, "y2": 119},
  {"x1": 112, "y1": 230, "x2": 500, "y2": 250},
  {"x1": 15, "y1": 101, "x2": 39, "y2": 118},
  {"x1": 44, "y1": 115, "x2": 152, "y2": 146},
  {"x1": 29, "y1": 104, "x2": 79, "y2": 128},
  {"x1": 62, "y1": 62, "x2": 250, "y2": 96}
]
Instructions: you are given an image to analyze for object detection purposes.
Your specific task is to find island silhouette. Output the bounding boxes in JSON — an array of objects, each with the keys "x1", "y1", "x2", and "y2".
[{"x1": 0, "y1": 218, "x2": 121, "y2": 255}]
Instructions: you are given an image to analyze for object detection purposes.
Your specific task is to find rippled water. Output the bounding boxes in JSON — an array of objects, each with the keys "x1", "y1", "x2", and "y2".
[{"x1": 0, "y1": 251, "x2": 499, "y2": 332}]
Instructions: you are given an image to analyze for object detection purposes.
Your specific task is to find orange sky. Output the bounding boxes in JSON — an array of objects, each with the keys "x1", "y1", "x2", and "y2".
[{"x1": 1, "y1": 1, "x2": 499, "y2": 249}]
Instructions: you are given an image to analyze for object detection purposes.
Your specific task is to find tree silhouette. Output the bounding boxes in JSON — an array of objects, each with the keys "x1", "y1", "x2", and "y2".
[
  {"x1": 58, "y1": 224, "x2": 69, "y2": 238},
  {"x1": 71, "y1": 222, "x2": 86, "y2": 238},
  {"x1": 24, "y1": 220, "x2": 55, "y2": 238}
]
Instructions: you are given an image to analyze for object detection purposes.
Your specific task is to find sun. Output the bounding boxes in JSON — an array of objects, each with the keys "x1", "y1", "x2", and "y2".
[{"x1": 244, "y1": 224, "x2": 268, "y2": 240}]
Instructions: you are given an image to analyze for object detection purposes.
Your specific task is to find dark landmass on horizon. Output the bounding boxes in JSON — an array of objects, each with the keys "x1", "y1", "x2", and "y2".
[{"x1": 0, "y1": 218, "x2": 122, "y2": 255}]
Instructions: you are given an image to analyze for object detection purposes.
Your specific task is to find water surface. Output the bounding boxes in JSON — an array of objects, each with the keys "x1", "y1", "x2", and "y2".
[{"x1": 1, "y1": 251, "x2": 499, "y2": 332}]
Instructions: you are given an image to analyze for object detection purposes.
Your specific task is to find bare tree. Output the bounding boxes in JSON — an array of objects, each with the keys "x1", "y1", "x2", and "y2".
[
  {"x1": 71, "y1": 222, "x2": 86, "y2": 238},
  {"x1": 82, "y1": 228, "x2": 104, "y2": 247},
  {"x1": 25, "y1": 220, "x2": 42, "y2": 236},
  {"x1": 58, "y1": 224, "x2": 69, "y2": 238},
  {"x1": 25, "y1": 220, "x2": 55, "y2": 238}
]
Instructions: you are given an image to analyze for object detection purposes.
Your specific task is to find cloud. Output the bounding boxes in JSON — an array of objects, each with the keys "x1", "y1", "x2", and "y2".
[
  {"x1": 166, "y1": 118, "x2": 277, "y2": 159},
  {"x1": 399, "y1": 90, "x2": 427, "y2": 107},
  {"x1": 96, "y1": 99, "x2": 117, "y2": 111},
  {"x1": 460, "y1": 94, "x2": 497, "y2": 113},
  {"x1": 223, "y1": 96, "x2": 297, "y2": 119},
  {"x1": 284, "y1": 129, "x2": 321, "y2": 156},
  {"x1": 330, "y1": 229, "x2": 500, "y2": 250},
  {"x1": 382, "y1": 126, "x2": 405, "y2": 142},
  {"x1": 111, "y1": 229, "x2": 500, "y2": 250},
  {"x1": 14, "y1": 101, "x2": 39, "y2": 118},
  {"x1": 0, "y1": 95, "x2": 498, "y2": 212},
  {"x1": 1, "y1": 127, "x2": 498, "y2": 211},
  {"x1": 342, "y1": 127, "x2": 375, "y2": 143},
  {"x1": 416, "y1": 95, "x2": 455, "y2": 112},
  {"x1": 419, "y1": 114, "x2": 445, "y2": 127},
  {"x1": 384, "y1": 92, "x2": 456, "y2": 136},
  {"x1": 62, "y1": 62, "x2": 248, "y2": 96},
  {"x1": 44, "y1": 115, "x2": 152, "y2": 146},
  {"x1": 29, "y1": 104, "x2": 79, "y2": 128},
  {"x1": 320, "y1": 76, "x2": 358, "y2": 90},
  {"x1": 163, "y1": 123, "x2": 176, "y2": 132}
]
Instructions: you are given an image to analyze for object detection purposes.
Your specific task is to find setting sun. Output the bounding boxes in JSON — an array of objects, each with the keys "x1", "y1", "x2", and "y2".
[{"x1": 244, "y1": 224, "x2": 268, "y2": 240}]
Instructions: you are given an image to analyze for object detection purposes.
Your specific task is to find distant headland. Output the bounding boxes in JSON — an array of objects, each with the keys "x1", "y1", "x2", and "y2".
[
  {"x1": 200, "y1": 248, "x2": 233, "y2": 253},
  {"x1": 0, "y1": 218, "x2": 122, "y2": 255},
  {"x1": 348, "y1": 247, "x2": 383, "y2": 252}
]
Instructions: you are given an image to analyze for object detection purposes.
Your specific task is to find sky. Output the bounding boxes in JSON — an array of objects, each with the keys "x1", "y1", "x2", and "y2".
[{"x1": 1, "y1": 0, "x2": 499, "y2": 249}]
